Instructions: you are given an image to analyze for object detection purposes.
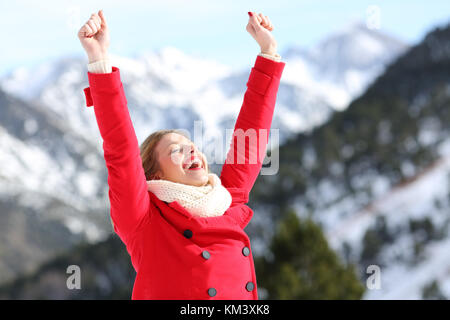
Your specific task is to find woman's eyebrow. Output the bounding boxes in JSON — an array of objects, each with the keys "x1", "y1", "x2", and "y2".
[
  {"x1": 166, "y1": 143, "x2": 184, "y2": 152},
  {"x1": 166, "y1": 142, "x2": 194, "y2": 151},
  {"x1": 166, "y1": 143, "x2": 180, "y2": 149}
]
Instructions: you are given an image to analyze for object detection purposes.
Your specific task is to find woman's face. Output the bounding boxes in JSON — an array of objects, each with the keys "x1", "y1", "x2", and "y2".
[{"x1": 154, "y1": 133, "x2": 209, "y2": 186}]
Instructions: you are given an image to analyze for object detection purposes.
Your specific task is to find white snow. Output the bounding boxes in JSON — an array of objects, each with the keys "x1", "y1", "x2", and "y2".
[{"x1": 320, "y1": 137, "x2": 450, "y2": 299}]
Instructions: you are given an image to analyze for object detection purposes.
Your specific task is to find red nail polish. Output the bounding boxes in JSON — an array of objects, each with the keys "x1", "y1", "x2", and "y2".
[{"x1": 248, "y1": 12, "x2": 253, "y2": 17}]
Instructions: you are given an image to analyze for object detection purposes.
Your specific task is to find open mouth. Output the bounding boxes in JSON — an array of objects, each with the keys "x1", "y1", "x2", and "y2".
[{"x1": 183, "y1": 157, "x2": 204, "y2": 171}]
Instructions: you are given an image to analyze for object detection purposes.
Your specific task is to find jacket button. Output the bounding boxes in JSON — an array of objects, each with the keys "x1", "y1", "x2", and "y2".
[
  {"x1": 208, "y1": 288, "x2": 217, "y2": 297},
  {"x1": 201, "y1": 250, "x2": 210, "y2": 260},
  {"x1": 183, "y1": 229, "x2": 193, "y2": 239},
  {"x1": 242, "y1": 246, "x2": 250, "y2": 256},
  {"x1": 246, "y1": 281, "x2": 254, "y2": 292}
]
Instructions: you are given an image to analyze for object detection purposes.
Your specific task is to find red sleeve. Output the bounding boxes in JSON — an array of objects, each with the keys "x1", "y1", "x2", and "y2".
[
  {"x1": 83, "y1": 66, "x2": 150, "y2": 243},
  {"x1": 220, "y1": 55, "x2": 285, "y2": 204}
]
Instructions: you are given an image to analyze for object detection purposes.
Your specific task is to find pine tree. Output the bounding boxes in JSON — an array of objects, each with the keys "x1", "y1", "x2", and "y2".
[
  {"x1": 422, "y1": 280, "x2": 447, "y2": 300},
  {"x1": 255, "y1": 208, "x2": 365, "y2": 299}
]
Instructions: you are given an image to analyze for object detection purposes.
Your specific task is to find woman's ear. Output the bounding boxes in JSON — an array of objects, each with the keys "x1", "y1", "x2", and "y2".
[{"x1": 154, "y1": 170, "x2": 164, "y2": 180}]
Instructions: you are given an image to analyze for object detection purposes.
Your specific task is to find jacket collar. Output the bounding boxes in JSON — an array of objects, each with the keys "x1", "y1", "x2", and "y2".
[{"x1": 148, "y1": 190, "x2": 194, "y2": 220}]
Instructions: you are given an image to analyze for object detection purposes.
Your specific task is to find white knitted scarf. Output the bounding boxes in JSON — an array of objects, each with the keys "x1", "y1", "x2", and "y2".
[{"x1": 146, "y1": 173, "x2": 232, "y2": 218}]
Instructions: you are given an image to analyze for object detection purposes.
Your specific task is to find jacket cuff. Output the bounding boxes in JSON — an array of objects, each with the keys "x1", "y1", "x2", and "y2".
[
  {"x1": 87, "y1": 66, "x2": 121, "y2": 90},
  {"x1": 83, "y1": 66, "x2": 122, "y2": 107},
  {"x1": 87, "y1": 59, "x2": 113, "y2": 74}
]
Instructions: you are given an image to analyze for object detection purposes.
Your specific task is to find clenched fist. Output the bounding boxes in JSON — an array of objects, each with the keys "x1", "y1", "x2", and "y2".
[
  {"x1": 77, "y1": 10, "x2": 110, "y2": 63},
  {"x1": 246, "y1": 12, "x2": 278, "y2": 56}
]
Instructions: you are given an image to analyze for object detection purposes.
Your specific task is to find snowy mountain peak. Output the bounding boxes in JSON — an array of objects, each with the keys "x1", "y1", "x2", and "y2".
[
  {"x1": 157, "y1": 46, "x2": 194, "y2": 63},
  {"x1": 281, "y1": 20, "x2": 410, "y2": 109},
  {"x1": 132, "y1": 46, "x2": 232, "y2": 93},
  {"x1": 312, "y1": 19, "x2": 408, "y2": 66}
]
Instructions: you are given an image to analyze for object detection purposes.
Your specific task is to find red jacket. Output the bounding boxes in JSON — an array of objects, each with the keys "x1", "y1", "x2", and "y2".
[{"x1": 83, "y1": 55, "x2": 285, "y2": 299}]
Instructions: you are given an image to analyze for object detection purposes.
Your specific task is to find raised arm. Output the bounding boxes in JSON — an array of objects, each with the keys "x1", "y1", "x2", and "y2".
[
  {"x1": 220, "y1": 12, "x2": 286, "y2": 203},
  {"x1": 78, "y1": 10, "x2": 150, "y2": 243}
]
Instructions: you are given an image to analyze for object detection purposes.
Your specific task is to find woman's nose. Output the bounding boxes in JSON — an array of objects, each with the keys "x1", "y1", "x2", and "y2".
[
  {"x1": 182, "y1": 144, "x2": 195, "y2": 155},
  {"x1": 189, "y1": 146, "x2": 202, "y2": 160}
]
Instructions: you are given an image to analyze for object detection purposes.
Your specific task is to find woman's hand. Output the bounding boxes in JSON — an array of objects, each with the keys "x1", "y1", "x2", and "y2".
[
  {"x1": 77, "y1": 10, "x2": 110, "y2": 63},
  {"x1": 246, "y1": 12, "x2": 278, "y2": 56}
]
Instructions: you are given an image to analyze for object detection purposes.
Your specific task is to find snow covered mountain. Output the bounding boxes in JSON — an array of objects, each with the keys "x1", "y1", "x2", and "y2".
[
  {"x1": 324, "y1": 138, "x2": 450, "y2": 299},
  {"x1": 0, "y1": 88, "x2": 111, "y2": 282},
  {"x1": 247, "y1": 21, "x2": 450, "y2": 299},
  {"x1": 1, "y1": 21, "x2": 408, "y2": 147},
  {"x1": 283, "y1": 22, "x2": 409, "y2": 111}
]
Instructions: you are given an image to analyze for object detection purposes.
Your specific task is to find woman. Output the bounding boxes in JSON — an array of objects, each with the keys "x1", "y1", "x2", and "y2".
[{"x1": 78, "y1": 9, "x2": 285, "y2": 300}]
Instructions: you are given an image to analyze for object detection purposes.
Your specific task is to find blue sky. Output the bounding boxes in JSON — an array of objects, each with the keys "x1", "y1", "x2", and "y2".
[{"x1": 1, "y1": 0, "x2": 449, "y2": 76}]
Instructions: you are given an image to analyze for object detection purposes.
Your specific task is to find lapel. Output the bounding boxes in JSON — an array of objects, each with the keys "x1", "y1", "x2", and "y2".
[{"x1": 148, "y1": 189, "x2": 252, "y2": 229}]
